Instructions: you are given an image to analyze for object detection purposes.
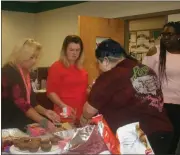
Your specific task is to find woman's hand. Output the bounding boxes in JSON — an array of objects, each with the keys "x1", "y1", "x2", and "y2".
[
  {"x1": 45, "y1": 110, "x2": 60, "y2": 123},
  {"x1": 80, "y1": 115, "x2": 91, "y2": 127},
  {"x1": 47, "y1": 120, "x2": 56, "y2": 132},
  {"x1": 40, "y1": 118, "x2": 56, "y2": 132}
]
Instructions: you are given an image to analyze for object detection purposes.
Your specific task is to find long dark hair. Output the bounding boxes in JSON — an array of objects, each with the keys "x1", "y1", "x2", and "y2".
[{"x1": 159, "y1": 21, "x2": 180, "y2": 82}]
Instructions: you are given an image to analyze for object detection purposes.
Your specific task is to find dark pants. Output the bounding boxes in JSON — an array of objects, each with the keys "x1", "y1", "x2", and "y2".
[
  {"x1": 148, "y1": 131, "x2": 173, "y2": 154},
  {"x1": 164, "y1": 103, "x2": 180, "y2": 154},
  {"x1": 176, "y1": 139, "x2": 180, "y2": 155}
]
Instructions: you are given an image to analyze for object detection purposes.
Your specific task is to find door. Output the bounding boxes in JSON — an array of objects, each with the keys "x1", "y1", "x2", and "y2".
[{"x1": 78, "y1": 16, "x2": 125, "y2": 84}]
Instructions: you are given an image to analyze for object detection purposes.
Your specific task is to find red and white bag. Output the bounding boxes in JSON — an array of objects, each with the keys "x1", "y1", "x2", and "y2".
[{"x1": 91, "y1": 114, "x2": 121, "y2": 154}]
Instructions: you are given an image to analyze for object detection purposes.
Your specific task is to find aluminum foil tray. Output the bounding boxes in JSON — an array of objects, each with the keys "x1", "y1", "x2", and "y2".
[
  {"x1": 54, "y1": 128, "x2": 77, "y2": 140},
  {"x1": 2, "y1": 128, "x2": 29, "y2": 138}
]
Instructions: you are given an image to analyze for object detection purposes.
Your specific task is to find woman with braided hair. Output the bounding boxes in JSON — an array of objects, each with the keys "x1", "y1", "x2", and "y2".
[{"x1": 143, "y1": 21, "x2": 180, "y2": 153}]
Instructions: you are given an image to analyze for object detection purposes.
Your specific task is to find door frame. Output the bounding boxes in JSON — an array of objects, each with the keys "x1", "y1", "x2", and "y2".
[{"x1": 120, "y1": 9, "x2": 180, "y2": 54}]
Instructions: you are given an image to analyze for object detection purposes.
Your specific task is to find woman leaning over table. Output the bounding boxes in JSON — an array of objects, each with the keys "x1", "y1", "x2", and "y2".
[
  {"x1": 81, "y1": 39, "x2": 173, "y2": 154},
  {"x1": 2, "y1": 39, "x2": 60, "y2": 132},
  {"x1": 47, "y1": 35, "x2": 88, "y2": 122}
]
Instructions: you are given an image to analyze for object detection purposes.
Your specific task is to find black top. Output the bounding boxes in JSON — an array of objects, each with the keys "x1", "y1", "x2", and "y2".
[{"x1": 2, "y1": 64, "x2": 37, "y2": 130}]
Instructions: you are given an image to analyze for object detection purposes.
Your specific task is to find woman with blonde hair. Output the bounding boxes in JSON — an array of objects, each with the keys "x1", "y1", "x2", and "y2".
[
  {"x1": 47, "y1": 35, "x2": 88, "y2": 122},
  {"x1": 2, "y1": 38, "x2": 60, "y2": 131}
]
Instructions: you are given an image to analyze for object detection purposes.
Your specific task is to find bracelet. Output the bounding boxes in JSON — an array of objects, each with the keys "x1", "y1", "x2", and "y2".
[
  {"x1": 81, "y1": 115, "x2": 90, "y2": 124},
  {"x1": 40, "y1": 118, "x2": 48, "y2": 128},
  {"x1": 82, "y1": 114, "x2": 88, "y2": 120}
]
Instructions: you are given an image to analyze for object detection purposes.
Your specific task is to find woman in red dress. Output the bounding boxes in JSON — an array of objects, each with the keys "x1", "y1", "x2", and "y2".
[{"x1": 47, "y1": 35, "x2": 88, "y2": 122}]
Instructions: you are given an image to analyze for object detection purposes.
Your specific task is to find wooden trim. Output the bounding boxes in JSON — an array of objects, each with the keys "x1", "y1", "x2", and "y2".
[
  {"x1": 130, "y1": 28, "x2": 162, "y2": 33},
  {"x1": 78, "y1": 15, "x2": 81, "y2": 36},
  {"x1": 121, "y1": 9, "x2": 180, "y2": 20},
  {"x1": 124, "y1": 20, "x2": 130, "y2": 52},
  {"x1": 165, "y1": 14, "x2": 169, "y2": 24}
]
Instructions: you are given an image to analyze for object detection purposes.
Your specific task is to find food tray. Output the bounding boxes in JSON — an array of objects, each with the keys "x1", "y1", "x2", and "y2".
[
  {"x1": 2, "y1": 128, "x2": 29, "y2": 138},
  {"x1": 10, "y1": 145, "x2": 61, "y2": 154}
]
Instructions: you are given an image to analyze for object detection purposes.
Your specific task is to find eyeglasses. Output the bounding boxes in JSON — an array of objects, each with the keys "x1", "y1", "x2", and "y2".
[{"x1": 161, "y1": 32, "x2": 176, "y2": 38}]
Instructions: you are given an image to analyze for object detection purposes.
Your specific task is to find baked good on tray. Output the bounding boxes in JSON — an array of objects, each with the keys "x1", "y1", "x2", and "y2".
[
  {"x1": 41, "y1": 138, "x2": 50, "y2": 144},
  {"x1": 40, "y1": 138, "x2": 52, "y2": 152},
  {"x1": 12, "y1": 137, "x2": 41, "y2": 152},
  {"x1": 30, "y1": 137, "x2": 41, "y2": 143},
  {"x1": 41, "y1": 143, "x2": 52, "y2": 152},
  {"x1": 28, "y1": 141, "x2": 40, "y2": 153},
  {"x1": 11, "y1": 135, "x2": 61, "y2": 153},
  {"x1": 18, "y1": 142, "x2": 28, "y2": 151},
  {"x1": 50, "y1": 136, "x2": 61, "y2": 145},
  {"x1": 19, "y1": 137, "x2": 30, "y2": 143},
  {"x1": 13, "y1": 139, "x2": 20, "y2": 148}
]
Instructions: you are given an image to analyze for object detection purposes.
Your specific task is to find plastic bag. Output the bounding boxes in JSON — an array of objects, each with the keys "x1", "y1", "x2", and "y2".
[
  {"x1": 116, "y1": 122, "x2": 154, "y2": 155},
  {"x1": 26, "y1": 123, "x2": 46, "y2": 137},
  {"x1": 91, "y1": 114, "x2": 120, "y2": 154},
  {"x1": 60, "y1": 107, "x2": 72, "y2": 118}
]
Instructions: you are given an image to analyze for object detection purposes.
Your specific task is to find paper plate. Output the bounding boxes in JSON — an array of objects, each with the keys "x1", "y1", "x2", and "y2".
[{"x1": 10, "y1": 145, "x2": 61, "y2": 154}]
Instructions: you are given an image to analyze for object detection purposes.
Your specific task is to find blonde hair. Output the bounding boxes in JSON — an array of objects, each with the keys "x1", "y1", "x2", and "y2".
[
  {"x1": 6, "y1": 38, "x2": 42, "y2": 68},
  {"x1": 60, "y1": 35, "x2": 84, "y2": 69}
]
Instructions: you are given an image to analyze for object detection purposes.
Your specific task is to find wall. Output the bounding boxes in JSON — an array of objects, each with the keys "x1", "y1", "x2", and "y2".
[
  {"x1": 129, "y1": 16, "x2": 166, "y2": 31},
  {"x1": 168, "y1": 13, "x2": 180, "y2": 22},
  {"x1": 2, "y1": 11, "x2": 35, "y2": 65},
  {"x1": 2, "y1": 1, "x2": 180, "y2": 66},
  {"x1": 35, "y1": 1, "x2": 180, "y2": 67}
]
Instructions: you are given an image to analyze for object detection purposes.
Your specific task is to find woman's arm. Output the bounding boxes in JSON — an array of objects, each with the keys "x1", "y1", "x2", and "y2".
[
  {"x1": 47, "y1": 93, "x2": 76, "y2": 117},
  {"x1": 34, "y1": 104, "x2": 60, "y2": 122},
  {"x1": 46, "y1": 63, "x2": 76, "y2": 115},
  {"x1": 9, "y1": 81, "x2": 55, "y2": 130},
  {"x1": 26, "y1": 108, "x2": 55, "y2": 131},
  {"x1": 34, "y1": 104, "x2": 47, "y2": 116},
  {"x1": 82, "y1": 102, "x2": 98, "y2": 119},
  {"x1": 12, "y1": 84, "x2": 56, "y2": 130},
  {"x1": 80, "y1": 102, "x2": 98, "y2": 126},
  {"x1": 142, "y1": 46, "x2": 158, "y2": 69},
  {"x1": 2, "y1": 67, "x2": 56, "y2": 131},
  {"x1": 25, "y1": 107, "x2": 45, "y2": 123},
  {"x1": 47, "y1": 92, "x2": 66, "y2": 108},
  {"x1": 47, "y1": 63, "x2": 67, "y2": 108}
]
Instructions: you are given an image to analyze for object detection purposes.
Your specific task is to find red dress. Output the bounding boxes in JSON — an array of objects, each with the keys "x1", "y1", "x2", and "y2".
[{"x1": 47, "y1": 61, "x2": 88, "y2": 121}]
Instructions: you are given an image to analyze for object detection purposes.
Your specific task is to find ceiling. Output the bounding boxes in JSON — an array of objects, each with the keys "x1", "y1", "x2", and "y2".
[{"x1": 1, "y1": 1, "x2": 86, "y2": 13}]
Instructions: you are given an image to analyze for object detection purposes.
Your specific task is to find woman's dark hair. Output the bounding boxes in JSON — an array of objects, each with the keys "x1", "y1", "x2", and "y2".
[
  {"x1": 159, "y1": 21, "x2": 180, "y2": 82},
  {"x1": 95, "y1": 39, "x2": 137, "y2": 62}
]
